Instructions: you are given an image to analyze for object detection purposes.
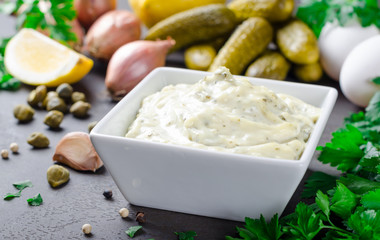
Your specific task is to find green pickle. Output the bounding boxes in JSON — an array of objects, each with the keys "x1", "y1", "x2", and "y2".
[
  {"x1": 209, "y1": 17, "x2": 273, "y2": 75},
  {"x1": 228, "y1": 0, "x2": 293, "y2": 22},
  {"x1": 276, "y1": 20, "x2": 319, "y2": 64},
  {"x1": 294, "y1": 62, "x2": 323, "y2": 82},
  {"x1": 184, "y1": 44, "x2": 217, "y2": 71},
  {"x1": 245, "y1": 51, "x2": 290, "y2": 80},
  {"x1": 145, "y1": 4, "x2": 237, "y2": 52}
]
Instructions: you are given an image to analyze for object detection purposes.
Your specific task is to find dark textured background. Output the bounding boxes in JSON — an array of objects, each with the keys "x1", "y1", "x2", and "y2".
[{"x1": 0, "y1": 2, "x2": 360, "y2": 239}]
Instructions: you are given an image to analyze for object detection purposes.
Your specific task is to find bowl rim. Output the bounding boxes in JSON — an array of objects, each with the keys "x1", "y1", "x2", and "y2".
[{"x1": 91, "y1": 67, "x2": 338, "y2": 166}]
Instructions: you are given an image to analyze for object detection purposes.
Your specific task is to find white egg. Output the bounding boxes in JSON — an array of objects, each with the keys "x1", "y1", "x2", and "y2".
[
  {"x1": 340, "y1": 35, "x2": 380, "y2": 107},
  {"x1": 318, "y1": 21, "x2": 379, "y2": 81}
]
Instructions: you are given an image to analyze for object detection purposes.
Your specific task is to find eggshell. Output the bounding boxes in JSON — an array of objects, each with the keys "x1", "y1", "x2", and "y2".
[
  {"x1": 318, "y1": 21, "x2": 379, "y2": 81},
  {"x1": 340, "y1": 35, "x2": 380, "y2": 107}
]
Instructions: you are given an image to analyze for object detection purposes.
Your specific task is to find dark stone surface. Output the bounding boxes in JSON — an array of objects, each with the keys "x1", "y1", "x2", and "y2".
[{"x1": 0, "y1": 3, "x2": 361, "y2": 240}]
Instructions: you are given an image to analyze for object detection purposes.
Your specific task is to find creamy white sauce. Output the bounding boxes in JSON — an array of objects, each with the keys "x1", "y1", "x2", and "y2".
[{"x1": 126, "y1": 67, "x2": 321, "y2": 160}]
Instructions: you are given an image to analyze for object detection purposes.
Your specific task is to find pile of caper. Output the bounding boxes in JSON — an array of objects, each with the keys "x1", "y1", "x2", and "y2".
[{"x1": 13, "y1": 83, "x2": 92, "y2": 129}]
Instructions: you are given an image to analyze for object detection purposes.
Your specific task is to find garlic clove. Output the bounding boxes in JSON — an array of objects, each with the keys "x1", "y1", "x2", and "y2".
[{"x1": 53, "y1": 132, "x2": 103, "y2": 172}]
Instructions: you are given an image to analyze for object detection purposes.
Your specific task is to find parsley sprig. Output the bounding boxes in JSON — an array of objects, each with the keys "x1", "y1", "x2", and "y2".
[
  {"x1": 226, "y1": 90, "x2": 380, "y2": 239},
  {"x1": 296, "y1": 0, "x2": 380, "y2": 37},
  {"x1": 0, "y1": 0, "x2": 77, "y2": 90}
]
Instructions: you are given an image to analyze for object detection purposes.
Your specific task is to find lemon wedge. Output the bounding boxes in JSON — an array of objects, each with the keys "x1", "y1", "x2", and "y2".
[{"x1": 4, "y1": 28, "x2": 93, "y2": 87}]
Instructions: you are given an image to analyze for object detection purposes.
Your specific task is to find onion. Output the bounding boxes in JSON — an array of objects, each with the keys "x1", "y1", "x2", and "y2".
[
  {"x1": 84, "y1": 10, "x2": 141, "y2": 60},
  {"x1": 74, "y1": 0, "x2": 117, "y2": 29},
  {"x1": 70, "y1": 19, "x2": 85, "y2": 51},
  {"x1": 105, "y1": 38, "x2": 176, "y2": 100}
]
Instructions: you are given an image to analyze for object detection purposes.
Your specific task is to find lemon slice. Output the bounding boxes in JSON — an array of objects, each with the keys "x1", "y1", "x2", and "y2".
[{"x1": 4, "y1": 28, "x2": 93, "y2": 87}]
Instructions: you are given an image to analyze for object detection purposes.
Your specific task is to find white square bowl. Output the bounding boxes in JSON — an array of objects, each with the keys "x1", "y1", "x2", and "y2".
[{"x1": 90, "y1": 67, "x2": 337, "y2": 222}]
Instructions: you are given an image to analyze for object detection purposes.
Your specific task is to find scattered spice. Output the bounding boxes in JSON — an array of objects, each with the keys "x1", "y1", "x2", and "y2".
[
  {"x1": 1, "y1": 149, "x2": 9, "y2": 159},
  {"x1": 135, "y1": 212, "x2": 146, "y2": 223},
  {"x1": 82, "y1": 223, "x2": 92, "y2": 234},
  {"x1": 103, "y1": 190, "x2": 113, "y2": 199},
  {"x1": 119, "y1": 208, "x2": 129, "y2": 218},
  {"x1": 9, "y1": 142, "x2": 19, "y2": 153}
]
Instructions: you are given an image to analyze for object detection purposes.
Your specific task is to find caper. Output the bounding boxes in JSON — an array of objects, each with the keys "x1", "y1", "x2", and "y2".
[
  {"x1": 71, "y1": 91, "x2": 87, "y2": 103},
  {"x1": 88, "y1": 121, "x2": 97, "y2": 133},
  {"x1": 70, "y1": 101, "x2": 91, "y2": 118},
  {"x1": 27, "y1": 132, "x2": 50, "y2": 148},
  {"x1": 27, "y1": 85, "x2": 47, "y2": 107},
  {"x1": 56, "y1": 83, "x2": 73, "y2": 99},
  {"x1": 13, "y1": 104, "x2": 35, "y2": 122},
  {"x1": 44, "y1": 110, "x2": 64, "y2": 128},
  {"x1": 46, "y1": 97, "x2": 67, "y2": 113},
  {"x1": 47, "y1": 165, "x2": 70, "y2": 187},
  {"x1": 42, "y1": 91, "x2": 59, "y2": 109}
]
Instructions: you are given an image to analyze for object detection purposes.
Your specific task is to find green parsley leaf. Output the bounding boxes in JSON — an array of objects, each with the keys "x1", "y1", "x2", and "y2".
[
  {"x1": 175, "y1": 230, "x2": 197, "y2": 240},
  {"x1": 3, "y1": 190, "x2": 22, "y2": 200},
  {"x1": 13, "y1": 180, "x2": 33, "y2": 190},
  {"x1": 302, "y1": 172, "x2": 338, "y2": 198},
  {"x1": 125, "y1": 226, "x2": 142, "y2": 238},
  {"x1": 297, "y1": 0, "x2": 380, "y2": 38},
  {"x1": 361, "y1": 189, "x2": 380, "y2": 210},
  {"x1": 365, "y1": 91, "x2": 380, "y2": 125},
  {"x1": 284, "y1": 202, "x2": 322, "y2": 239},
  {"x1": 357, "y1": 142, "x2": 380, "y2": 175},
  {"x1": 338, "y1": 174, "x2": 380, "y2": 195},
  {"x1": 347, "y1": 209, "x2": 380, "y2": 238},
  {"x1": 315, "y1": 191, "x2": 330, "y2": 218},
  {"x1": 317, "y1": 125, "x2": 366, "y2": 172},
  {"x1": 27, "y1": 193, "x2": 43, "y2": 206},
  {"x1": 330, "y1": 182, "x2": 358, "y2": 219},
  {"x1": 372, "y1": 77, "x2": 380, "y2": 85}
]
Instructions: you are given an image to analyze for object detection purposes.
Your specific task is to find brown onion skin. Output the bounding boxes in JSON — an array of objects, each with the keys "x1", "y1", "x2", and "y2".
[
  {"x1": 74, "y1": 0, "x2": 117, "y2": 29},
  {"x1": 84, "y1": 10, "x2": 141, "y2": 60},
  {"x1": 105, "y1": 39, "x2": 175, "y2": 99}
]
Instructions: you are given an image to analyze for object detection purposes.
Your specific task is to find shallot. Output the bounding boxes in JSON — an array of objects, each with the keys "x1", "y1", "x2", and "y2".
[
  {"x1": 105, "y1": 38, "x2": 175, "y2": 99},
  {"x1": 53, "y1": 132, "x2": 103, "y2": 172},
  {"x1": 84, "y1": 10, "x2": 141, "y2": 60},
  {"x1": 74, "y1": 0, "x2": 117, "y2": 29}
]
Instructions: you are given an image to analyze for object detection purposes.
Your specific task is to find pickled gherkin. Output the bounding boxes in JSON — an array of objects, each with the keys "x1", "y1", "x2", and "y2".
[
  {"x1": 228, "y1": 0, "x2": 277, "y2": 22},
  {"x1": 184, "y1": 44, "x2": 217, "y2": 71},
  {"x1": 276, "y1": 20, "x2": 319, "y2": 64},
  {"x1": 228, "y1": 0, "x2": 293, "y2": 22},
  {"x1": 145, "y1": 4, "x2": 237, "y2": 52},
  {"x1": 294, "y1": 62, "x2": 323, "y2": 82},
  {"x1": 209, "y1": 17, "x2": 273, "y2": 75},
  {"x1": 245, "y1": 51, "x2": 290, "y2": 80}
]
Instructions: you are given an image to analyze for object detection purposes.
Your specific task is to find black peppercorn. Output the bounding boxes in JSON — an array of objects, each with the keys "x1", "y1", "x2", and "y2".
[
  {"x1": 103, "y1": 190, "x2": 113, "y2": 199},
  {"x1": 136, "y1": 212, "x2": 146, "y2": 223}
]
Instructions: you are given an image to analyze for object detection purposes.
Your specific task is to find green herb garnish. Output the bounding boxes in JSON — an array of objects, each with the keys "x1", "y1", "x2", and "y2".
[
  {"x1": 3, "y1": 190, "x2": 22, "y2": 200},
  {"x1": 27, "y1": 193, "x2": 43, "y2": 206},
  {"x1": 175, "y1": 231, "x2": 197, "y2": 240},
  {"x1": 13, "y1": 180, "x2": 33, "y2": 190},
  {"x1": 125, "y1": 226, "x2": 142, "y2": 238},
  {"x1": 296, "y1": 0, "x2": 380, "y2": 37},
  {"x1": 372, "y1": 76, "x2": 380, "y2": 85},
  {"x1": 0, "y1": 0, "x2": 77, "y2": 90},
  {"x1": 226, "y1": 91, "x2": 380, "y2": 239}
]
